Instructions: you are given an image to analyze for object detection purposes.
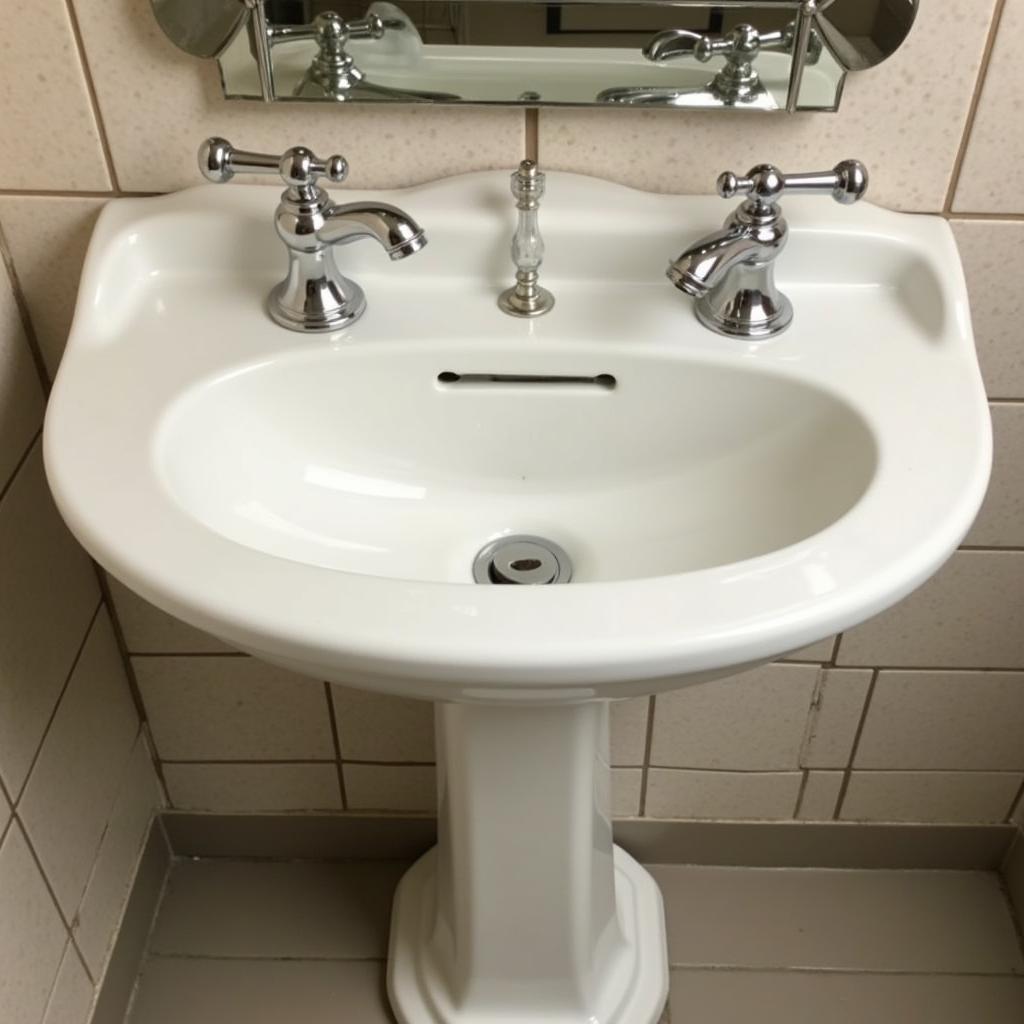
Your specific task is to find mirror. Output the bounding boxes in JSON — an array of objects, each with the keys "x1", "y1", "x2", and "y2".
[{"x1": 155, "y1": 0, "x2": 918, "y2": 112}]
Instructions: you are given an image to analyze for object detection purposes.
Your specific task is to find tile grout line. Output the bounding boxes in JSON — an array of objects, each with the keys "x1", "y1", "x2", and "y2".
[
  {"x1": 833, "y1": 670, "x2": 879, "y2": 820},
  {"x1": 637, "y1": 695, "x2": 657, "y2": 817},
  {"x1": 61, "y1": 0, "x2": 122, "y2": 192},
  {"x1": 942, "y1": 0, "x2": 1008, "y2": 214},
  {"x1": 0, "y1": 427, "x2": 42, "y2": 509},
  {"x1": 11, "y1": 599, "x2": 103, "y2": 806},
  {"x1": 13, "y1": 817, "x2": 82, "y2": 955},
  {"x1": 1005, "y1": 778, "x2": 1024, "y2": 826},
  {"x1": 792, "y1": 769, "x2": 810, "y2": 819},
  {"x1": 0, "y1": 227, "x2": 52, "y2": 393},
  {"x1": 324, "y1": 683, "x2": 349, "y2": 811}
]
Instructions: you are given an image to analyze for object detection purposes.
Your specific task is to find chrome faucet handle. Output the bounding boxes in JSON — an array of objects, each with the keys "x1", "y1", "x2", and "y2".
[
  {"x1": 198, "y1": 137, "x2": 349, "y2": 190},
  {"x1": 717, "y1": 161, "x2": 869, "y2": 211},
  {"x1": 645, "y1": 22, "x2": 820, "y2": 65}
]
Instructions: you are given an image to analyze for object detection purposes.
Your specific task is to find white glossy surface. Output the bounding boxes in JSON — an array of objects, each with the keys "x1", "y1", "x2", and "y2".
[{"x1": 44, "y1": 172, "x2": 991, "y2": 702}]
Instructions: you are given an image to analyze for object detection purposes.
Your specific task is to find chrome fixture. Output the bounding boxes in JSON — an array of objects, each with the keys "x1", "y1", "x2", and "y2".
[
  {"x1": 198, "y1": 137, "x2": 427, "y2": 333},
  {"x1": 498, "y1": 160, "x2": 555, "y2": 318},
  {"x1": 645, "y1": 22, "x2": 821, "y2": 106},
  {"x1": 669, "y1": 160, "x2": 868, "y2": 339},
  {"x1": 473, "y1": 536, "x2": 573, "y2": 585}
]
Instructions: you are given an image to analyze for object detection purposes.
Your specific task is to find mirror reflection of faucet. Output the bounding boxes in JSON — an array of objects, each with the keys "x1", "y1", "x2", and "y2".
[{"x1": 598, "y1": 21, "x2": 821, "y2": 109}]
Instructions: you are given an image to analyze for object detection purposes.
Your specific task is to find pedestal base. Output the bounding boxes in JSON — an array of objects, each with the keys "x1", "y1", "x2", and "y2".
[{"x1": 388, "y1": 844, "x2": 667, "y2": 1024}]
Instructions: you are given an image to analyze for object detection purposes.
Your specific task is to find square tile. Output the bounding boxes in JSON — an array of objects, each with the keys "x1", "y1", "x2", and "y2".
[
  {"x1": 796, "y1": 771, "x2": 845, "y2": 821},
  {"x1": 149, "y1": 859, "x2": 406, "y2": 960},
  {"x1": 0, "y1": 825, "x2": 68, "y2": 1024},
  {"x1": 611, "y1": 698, "x2": 649, "y2": 766},
  {"x1": 839, "y1": 771, "x2": 1022, "y2": 824},
  {"x1": 107, "y1": 576, "x2": 233, "y2": 654},
  {"x1": 950, "y1": 222, "x2": 1024, "y2": 399},
  {"x1": 855, "y1": 671, "x2": 1024, "y2": 770},
  {"x1": 613, "y1": 768, "x2": 643, "y2": 817},
  {"x1": 19, "y1": 609, "x2": 140, "y2": 917},
  {"x1": 163, "y1": 763, "x2": 341, "y2": 813},
  {"x1": 780, "y1": 636, "x2": 836, "y2": 663},
  {"x1": 651, "y1": 864, "x2": 1022, "y2": 973},
  {"x1": 967, "y1": 404, "x2": 1024, "y2": 543},
  {"x1": 331, "y1": 686, "x2": 434, "y2": 763},
  {"x1": 74, "y1": 736, "x2": 162, "y2": 976},
  {"x1": 344, "y1": 765, "x2": 436, "y2": 813},
  {"x1": 954, "y1": 0, "x2": 1024, "y2": 213},
  {"x1": 651, "y1": 665, "x2": 819, "y2": 770},
  {"x1": 539, "y1": 1, "x2": 998, "y2": 211},
  {"x1": 127, "y1": 958, "x2": 395, "y2": 1024},
  {"x1": 0, "y1": 198, "x2": 108, "y2": 380},
  {"x1": 800, "y1": 668, "x2": 873, "y2": 769},
  {"x1": 0, "y1": 442, "x2": 101, "y2": 796},
  {"x1": 669, "y1": 968, "x2": 1024, "y2": 1024},
  {"x1": 0, "y1": 264, "x2": 43, "y2": 491},
  {"x1": 836, "y1": 552, "x2": 1024, "y2": 669},
  {"x1": 0, "y1": 0, "x2": 109, "y2": 190},
  {"x1": 71, "y1": 0, "x2": 523, "y2": 193},
  {"x1": 136, "y1": 656, "x2": 334, "y2": 760},
  {"x1": 42, "y1": 944, "x2": 94, "y2": 1024},
  {"x1": 645, "y1": 770, "x2": 802, "y2": 821}
]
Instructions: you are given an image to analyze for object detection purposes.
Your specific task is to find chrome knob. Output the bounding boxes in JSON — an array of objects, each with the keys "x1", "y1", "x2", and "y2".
[
  {"x1": 717, "y1": 160, "x2": 869, "y2": 208},
  {"x1": 198, "y1": 138, "x2": 349, "y2": 188}
]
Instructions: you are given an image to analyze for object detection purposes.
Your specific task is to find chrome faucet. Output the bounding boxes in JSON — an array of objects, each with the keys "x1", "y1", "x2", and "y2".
[
  {"x1": 669, "y1": 160, "x2": 868, "y2": 339},
  {"x1": 198, "y1": 137, "x2": 426, "y2": 332}
]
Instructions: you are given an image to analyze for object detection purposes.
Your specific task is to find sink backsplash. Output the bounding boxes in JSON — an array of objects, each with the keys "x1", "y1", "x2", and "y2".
[{"x1": 2, "y1": 0, "x2": 1023, "y2": 886}]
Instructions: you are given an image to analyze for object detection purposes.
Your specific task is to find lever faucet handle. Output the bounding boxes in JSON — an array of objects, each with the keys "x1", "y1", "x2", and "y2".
[
  {"x1": 717, "y1": 160, "x2": 869, "y2": 208},
  {"x1": 198, "y1": 137, "x2": 349, "y2": 189}
]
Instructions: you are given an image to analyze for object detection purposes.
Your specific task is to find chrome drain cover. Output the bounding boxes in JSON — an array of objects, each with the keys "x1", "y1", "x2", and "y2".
[{"x1": 473, "y1": 535, "x2": 573, "y2": 585}]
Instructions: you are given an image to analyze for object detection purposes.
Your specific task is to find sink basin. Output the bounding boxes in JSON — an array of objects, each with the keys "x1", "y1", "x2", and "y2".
[{"x1": 43, "y1": 170, "x2": 991, "y2": 1024}]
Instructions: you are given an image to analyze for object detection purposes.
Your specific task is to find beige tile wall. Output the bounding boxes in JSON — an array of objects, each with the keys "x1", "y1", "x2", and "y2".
[
  {"x1": 0, "y1": 256, "x2": 164, "y2": 1022},
  {"x1": 1, "y1": 0, "x2": 1023, "y2": 839}
]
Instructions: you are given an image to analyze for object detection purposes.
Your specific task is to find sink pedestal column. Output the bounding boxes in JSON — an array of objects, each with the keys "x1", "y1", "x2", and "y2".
[{"x1": 387, "y1": 700, "x2": 668, "y2": 1024}]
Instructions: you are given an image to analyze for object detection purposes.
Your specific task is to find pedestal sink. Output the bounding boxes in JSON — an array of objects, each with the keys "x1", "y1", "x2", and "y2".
[{"x1": 44, "y1": 172, "x2": 991, "y2": 1023}]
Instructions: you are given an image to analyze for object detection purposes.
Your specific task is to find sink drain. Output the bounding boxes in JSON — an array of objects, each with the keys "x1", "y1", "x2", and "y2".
[{"x1": 473, "y1": 536, "x2": 573, "y2": 585}]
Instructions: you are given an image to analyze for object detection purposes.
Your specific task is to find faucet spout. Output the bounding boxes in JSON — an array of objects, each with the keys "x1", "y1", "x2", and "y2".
[
  {"x1": 320, "y1": 201, "x2": 427, "y2": 260},
  {"x1": 667, "y1": 224, "x2": 765, "y2": 298}
]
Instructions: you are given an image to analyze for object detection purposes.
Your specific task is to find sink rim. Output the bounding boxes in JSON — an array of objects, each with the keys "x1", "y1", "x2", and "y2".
[{"x1": 42, "y1": 172, "x2": 993, "y2": 699}]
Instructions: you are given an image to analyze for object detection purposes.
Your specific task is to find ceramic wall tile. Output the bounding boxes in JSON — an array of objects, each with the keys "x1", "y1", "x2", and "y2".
[
  {"x1": 800, "y1": 669, "x2": 873, "y2": 769},
  {"x1": 966, "y1": 404, "x2": 1024, "y2": 545},
  {"x1": 650, "y1": 665, "x2": 819, "y2": 771},
  {"x1": 840, "y1": 771, "x2": 1022, "y2": 823},
  {"x1": 796, "y1": 771, "x2": 845, "y2": 821},
  {"x1": 19, "y1": 610, "x2": 140, "y2": 917},
  {"x1": 951, "y1": 221, "x2": 1024, "y2": 399},
  {"x1": 69, "y1": 0, "x2": 524, "y2": 193},
  {"x1": 344, "y1": 765, "x2": 437, "y2": 813},
  {"x1": 136, "y1": 656, "x2": 334, "y2": 760},
  {"x1": 538, "y1": 2, "x2": 998, "y2": 211},
  {"x1": 855, "y1": 671, "x2": 1024, "y2": 771},
  {"x1": 611, "y1": 698, "x2": 650, "y2": 767},
  {"x1": 106, "y1": 577, "x2": 233, "y2": 654},
  {"x1": 953, "y1": 0, "x2": 1024, "y2": 213},
  {"x1": 41, "y1": 945, "x2": 94, "y2": 1024},
  {"x1": 645, "y1": 770, "x2": 802, "y2": 820},
  {"x1": 0, "y1": 826, "x2": 68, "y2": 1024},
  {"x1": 780, "y1": 637, "x2": 836, "y2": 663},
  {"x1": 837, "y1": 552, "x2": 1024, "y2": 669},
  {"x1": 0, "y1": 0, "x2": 110, "y2": 190},
  {"x1": 0, "y1": 788, "x2": 9, "y2": 841},
  {"x1": 164, "y1": 764, "x2": 342, "y2": 813},
  {"x1": 0, "y1": 198, "x2": 108, "y2": 379},
  {"x1": 331, "y1": 686, "x2": 434, "y2": 763},
  {"x1": 0, "y1": 443, "x2": 101, "y2": 797},
  {"x1": 613, "y1": 769, "x2": 643, "y2": 818},
  {"x1": 0, "y1": 263, "x2": 44, "y2": 489},
  {"x1": 74, "y1": 736, "x2": 162, "y2": 977}
]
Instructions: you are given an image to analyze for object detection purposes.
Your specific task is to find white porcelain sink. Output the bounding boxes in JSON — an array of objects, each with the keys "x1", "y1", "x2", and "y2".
[{"x1": 43, "y1": 171, "x2": 991, "y2": 1024}]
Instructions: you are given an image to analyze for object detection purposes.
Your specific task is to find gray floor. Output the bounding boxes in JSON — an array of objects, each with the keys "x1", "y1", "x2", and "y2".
[{"x1": 126, "y1": 859, "x2": 1024, "y2": 1023}]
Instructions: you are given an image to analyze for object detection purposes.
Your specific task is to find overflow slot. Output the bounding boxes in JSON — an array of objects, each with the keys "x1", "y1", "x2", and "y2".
[{"x1": 438, "y1": 372, "x2": 616, "y2": 390}]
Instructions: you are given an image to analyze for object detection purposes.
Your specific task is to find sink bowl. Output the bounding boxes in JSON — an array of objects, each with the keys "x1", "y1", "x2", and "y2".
[{"x1": 43, "y1": 170, "x2": 991, "y2": 1024}]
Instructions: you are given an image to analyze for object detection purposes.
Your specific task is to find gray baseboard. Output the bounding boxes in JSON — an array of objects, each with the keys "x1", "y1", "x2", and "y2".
[
  {"x1": 90, "y1": 822, "x2": 172, "y2": 1024},
  {"x1": 161, "y1": 811, "x2": 1016, "y2": 870}
]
